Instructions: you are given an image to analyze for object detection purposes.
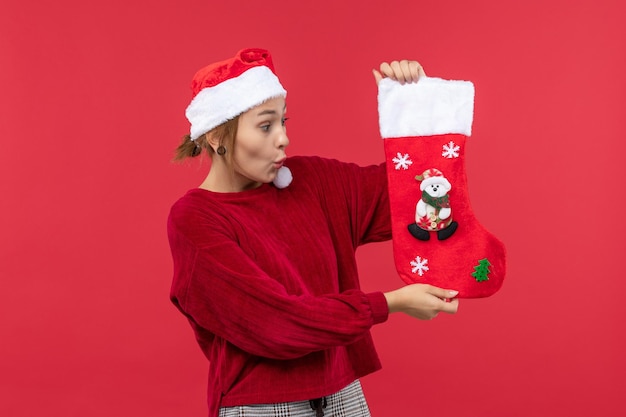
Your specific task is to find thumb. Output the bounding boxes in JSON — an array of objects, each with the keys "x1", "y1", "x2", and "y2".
[
  {"x1": 427, "y1": 286, "x2": 459, "y2": 300},
  {"x1": 372, "y1": 69, "x2": 383, "y2": 85}
]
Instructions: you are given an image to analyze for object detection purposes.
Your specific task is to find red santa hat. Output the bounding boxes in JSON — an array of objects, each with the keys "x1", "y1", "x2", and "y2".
[
  {"x1": 416, "y1": 168, "x2": 451, "y2": 191},
  {"x1": 185, "y1": 48, "x2": 287, "y2": 141}
]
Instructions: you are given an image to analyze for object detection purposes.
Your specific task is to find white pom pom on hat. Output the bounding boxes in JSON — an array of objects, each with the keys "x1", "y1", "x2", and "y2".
[{"x1": 272, "y1": 166, "x2": 292, "y2": 189}]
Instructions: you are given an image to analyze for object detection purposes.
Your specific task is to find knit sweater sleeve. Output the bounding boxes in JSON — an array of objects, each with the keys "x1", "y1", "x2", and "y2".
[
  {"x1": 168, "y1": 195, "x2": 389, "y2": 361},
  {"x1": 301, "y1": 156, "x2": 391, "y2": 247}
]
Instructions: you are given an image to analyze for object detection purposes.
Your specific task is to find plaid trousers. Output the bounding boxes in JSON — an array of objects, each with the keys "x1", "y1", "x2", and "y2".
[{"x1": 218, "y1": 380, "x2": 371, "y2": 417}]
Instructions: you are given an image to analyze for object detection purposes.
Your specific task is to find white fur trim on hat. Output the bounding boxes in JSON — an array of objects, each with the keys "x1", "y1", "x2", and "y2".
[
  {"x1": 378, "y1": 76, "x2": 474, "y2": 139},
  {"x1": 186, "y1": 66, "x2": 287, "y2": 140}
]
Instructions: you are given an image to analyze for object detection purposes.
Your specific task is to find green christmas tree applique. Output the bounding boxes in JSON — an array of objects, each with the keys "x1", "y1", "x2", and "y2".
[{"x1": 472, "y1": 258, "x2": 491, "y2": 282}]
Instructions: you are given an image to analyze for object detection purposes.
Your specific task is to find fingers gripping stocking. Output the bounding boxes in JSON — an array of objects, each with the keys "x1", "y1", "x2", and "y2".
[{"x1": 378, "y1": 77, "x2": 506, "y2": 298}]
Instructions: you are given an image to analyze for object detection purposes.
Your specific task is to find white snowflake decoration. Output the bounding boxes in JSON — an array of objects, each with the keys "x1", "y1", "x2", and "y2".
[
  {"x1": 410, "y1": 256, "x2": 429, "y2": 276},
  {"x1": 391, "y1": 152, "x2": 413, "y2": 170},
  {"x1": 442, "y1": 141, "x2": 460, "y2": 159}
]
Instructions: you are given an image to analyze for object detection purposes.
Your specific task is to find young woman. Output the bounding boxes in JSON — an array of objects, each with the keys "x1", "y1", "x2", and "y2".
[{"x1": 168, "y1": 48, "x2": 459, "y2": 417}]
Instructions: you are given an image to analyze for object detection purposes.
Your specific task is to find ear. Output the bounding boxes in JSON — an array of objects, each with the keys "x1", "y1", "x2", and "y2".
[{"x1": 205, "y1": 132, "x2": 220, "y2": 152}]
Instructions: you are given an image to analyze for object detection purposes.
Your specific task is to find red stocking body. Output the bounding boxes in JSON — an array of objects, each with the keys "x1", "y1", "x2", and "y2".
[{"x1": 379, "y1": 77, "x2": 506, "y2": 298}]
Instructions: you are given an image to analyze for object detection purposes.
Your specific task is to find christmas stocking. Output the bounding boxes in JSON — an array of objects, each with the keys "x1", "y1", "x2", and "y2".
[{"x1": 378, "y1": 76, "x2": 506, "y2": 298}]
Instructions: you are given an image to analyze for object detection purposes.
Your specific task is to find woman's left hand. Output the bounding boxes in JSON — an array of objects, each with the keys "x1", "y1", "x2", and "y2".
[{"x1": 373, "y1": 60, "x2": 426, "y2": 85}]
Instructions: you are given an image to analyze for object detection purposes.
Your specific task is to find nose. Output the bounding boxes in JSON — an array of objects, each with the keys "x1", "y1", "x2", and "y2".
[{"x1": 277, "y1": 127, "x2": 289, "y2": 149}]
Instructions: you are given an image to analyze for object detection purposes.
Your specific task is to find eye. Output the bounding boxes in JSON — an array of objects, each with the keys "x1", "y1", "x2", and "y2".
[
  {"x1": 281, "y1": 117, "x2": 289, "y2": 126},
  {"x1": 260, "y1": 124, "x2": 270, "y2": 132}
]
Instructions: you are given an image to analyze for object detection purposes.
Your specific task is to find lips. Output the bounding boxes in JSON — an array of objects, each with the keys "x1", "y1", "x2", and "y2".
[{"x1": 274, "y1": 157, "x2": 287, "y2": 169}]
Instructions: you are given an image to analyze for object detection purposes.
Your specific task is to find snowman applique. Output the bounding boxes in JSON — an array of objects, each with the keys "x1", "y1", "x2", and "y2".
[{"x1": 408, "y1": 168, "x2": 458, "y2": 241}]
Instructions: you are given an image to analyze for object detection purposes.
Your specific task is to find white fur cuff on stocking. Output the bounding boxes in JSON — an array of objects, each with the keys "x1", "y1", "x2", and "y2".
[{"x1": 377, "y1": 76, "x2": 475, "y2": 139}]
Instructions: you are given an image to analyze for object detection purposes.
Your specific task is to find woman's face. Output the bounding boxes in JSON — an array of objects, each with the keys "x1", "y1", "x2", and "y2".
[{"x1": 231, "y1": 96, "x2": 289, "y2": 190}]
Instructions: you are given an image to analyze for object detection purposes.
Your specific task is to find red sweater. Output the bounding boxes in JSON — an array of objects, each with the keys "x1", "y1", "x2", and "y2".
[{"x1": 167, "y1": 156, "x2": 391, "y2": 416}]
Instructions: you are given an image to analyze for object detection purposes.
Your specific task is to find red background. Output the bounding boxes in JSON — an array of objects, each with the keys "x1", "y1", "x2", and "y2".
[{"x1": 1, "y1": 1, "x2": 624, "y2": 416}]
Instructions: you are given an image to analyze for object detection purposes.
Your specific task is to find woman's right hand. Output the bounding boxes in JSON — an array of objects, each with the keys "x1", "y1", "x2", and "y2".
[{"x1": 384, "y1": 284, "x2": 459, "y2": 320}]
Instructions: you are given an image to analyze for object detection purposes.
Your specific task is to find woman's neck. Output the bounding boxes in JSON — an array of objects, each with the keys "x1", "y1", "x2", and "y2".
[{"x1": 199, "y1": 162, "x2": 260, "y2": 193}]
